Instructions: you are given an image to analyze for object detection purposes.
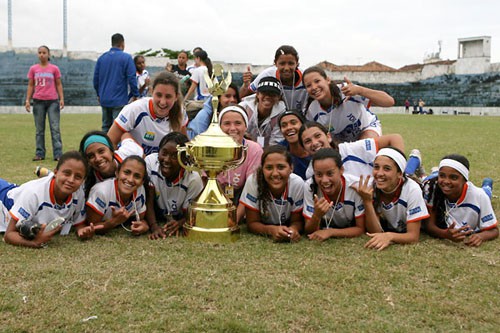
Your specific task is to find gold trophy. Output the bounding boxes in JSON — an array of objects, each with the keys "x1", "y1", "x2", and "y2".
[{"x1": 177, "y1": 64, "x2": 246, "y2": 242}]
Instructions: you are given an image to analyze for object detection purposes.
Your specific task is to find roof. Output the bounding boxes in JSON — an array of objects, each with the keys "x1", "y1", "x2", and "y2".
[{"x1": 318, "y1": 61, "x2": 397, "y2": 72}]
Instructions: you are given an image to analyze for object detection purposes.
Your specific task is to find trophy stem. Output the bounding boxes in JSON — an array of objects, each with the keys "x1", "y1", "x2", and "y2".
[{"x1": 211, "y1": 96, "x2": 219, "y2": 124}]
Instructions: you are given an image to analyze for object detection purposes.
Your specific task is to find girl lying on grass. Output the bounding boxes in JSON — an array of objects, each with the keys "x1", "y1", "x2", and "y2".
[
  {"x1": 240, "y1": 145, "x2": 304, "y2": 242},
  {"x1": 423, "y1": 154, "x2": 498, "y2": 246},
  {"x1": 1, "y1": 151, "x2": 89, "y2": 248},
  {"x1": 79, "y1": 130, "x2": 143, "y2": 197},
  {"x1": 85, "y1": 155, "x2": 149, "y2": 236},
  {"x1": 145, "y1": 132, "x2": 203, "y2": 239},
  {"x1": 303, "y1": 148, "x2": 365, "y2": 241},
  {"x1": 354, "y1": 147, "x2": 429, "y2": 250}
]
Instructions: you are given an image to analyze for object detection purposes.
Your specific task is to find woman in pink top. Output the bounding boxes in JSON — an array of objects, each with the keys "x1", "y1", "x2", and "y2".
[{"x1": 25, "y1": 45, "x2": 64, "y2": 161}]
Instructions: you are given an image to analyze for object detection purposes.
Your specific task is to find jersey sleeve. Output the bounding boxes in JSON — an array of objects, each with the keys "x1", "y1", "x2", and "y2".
[
  {"x1": 115, "y1": 138, "x2": 144, "y2": 163},
  {"x1": 183, "y1": 172, "x2": 204, "y2": 210},
  {"x1": 303, "y1": 179, "x2": 315, "y2": 219},
  {"x1": 71, "y1": 188, "x2": 87, "y2": 226},
  {"x1": 114, "y1": 103, "x2": 139, "y2": 132},
  {"x1": 86, "y1": 183, "x2": 108, "y2": 217},
  {"x1": 406, "y1": 181, "x2": 430, "y2": 223},
  {"x1": 477, "y1": 191, "x2": 497, "y2": 231},
  {"x1": 239, "y1": 174, "x2": 260, "y2": 211},
  {"x1": 291, "y1": 175, "x2": 305, "y2": 213}
]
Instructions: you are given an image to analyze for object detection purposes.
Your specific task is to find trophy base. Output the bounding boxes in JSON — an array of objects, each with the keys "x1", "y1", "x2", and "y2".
[{"x1": 184, "y1": 204, "x2": 240, "y2": 243}]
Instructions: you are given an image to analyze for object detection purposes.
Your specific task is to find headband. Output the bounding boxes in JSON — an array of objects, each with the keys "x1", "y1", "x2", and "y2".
[
  {"x1": 83, "y1": 135, "x2": 113, "y2": 152},
  {"x1": 376, "y1": 148, "x2": 407, "y2": 173},
  {"x1": 218, "y1": 106, "x2": 248, "y2": 127},
  {"x1": 439, "y1": 159, "x2": 469, "y2": 180}
]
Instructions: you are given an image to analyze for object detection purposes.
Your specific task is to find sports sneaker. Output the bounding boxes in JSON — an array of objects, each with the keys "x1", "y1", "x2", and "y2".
[
  {"x1": 405, "y1": 149, "x2": 422, "y2": 177},
  {"x1": 482, "y1": 177, "x2": 493, "y2": 199}
]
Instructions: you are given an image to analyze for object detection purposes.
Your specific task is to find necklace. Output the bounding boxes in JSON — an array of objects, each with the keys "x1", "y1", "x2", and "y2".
[
  {"x1": 324, "y1": 181, "x2": 343, "y2": 229},
  {"x1": 270, "y1": 189, "x2": 286, "y2": 226},
  {"x1": 380, "y1": 179, "x2": 402, "y2": 195},
  {"x1": 444, "y1": 199, "x2": 460, "y2": 226}
]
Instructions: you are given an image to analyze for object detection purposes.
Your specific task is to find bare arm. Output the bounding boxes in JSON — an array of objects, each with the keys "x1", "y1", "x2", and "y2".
[
  {"x1": 3, "y1": 217, "x2": 60, "y2": 248},
  {"x1": 107, "y1": 122, "x2": 125, "y2": 149},
  {"x1": 25, "y1": 79, "x2": 35, "y2": 112},
  {"x1": 55, "y1": 77, "x2": 64, "y2": 109},
  {"x1": 184, "y1": 80, "x2": 198, "y2": 101},
  {"x1": 342, "y1": 77, "x2": 395, "y2": 107},
  {"x1": 375, "y1": 133, "x2": 404, "y2": 153}
]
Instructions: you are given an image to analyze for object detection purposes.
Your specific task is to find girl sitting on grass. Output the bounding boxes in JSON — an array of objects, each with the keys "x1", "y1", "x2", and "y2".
[
  {"x1": 145, "y1": 132, "x2": 203, "y2": 239},
  {"x1": 85, "y1": 155, "x2": 149, "y2": 236},
  {"x1": 1, "y1": 151, "x2": 89, "y2": 248},
  {"x1": 354, "y1": 147, "x2": 429, "y2": 250},
  {"x1": 303, "y1": 148, "x2": 365, "y2": 241},
  {"x1": 240, "y1": 145, "x2": 304, "y2": 242},
  {"x1": 423, "y1": 154, "x2": 498, "y2": 246}
]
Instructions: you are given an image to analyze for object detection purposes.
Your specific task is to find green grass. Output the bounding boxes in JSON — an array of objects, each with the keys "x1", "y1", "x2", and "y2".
[{"x1": 0, "y1": 113, "x2": 499, "y2": 332}]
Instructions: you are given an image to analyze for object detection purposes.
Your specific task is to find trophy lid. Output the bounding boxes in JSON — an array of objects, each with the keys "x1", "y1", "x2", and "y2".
[{"x1": 189, "y1": 122, "x2": 241, "y2": 148}]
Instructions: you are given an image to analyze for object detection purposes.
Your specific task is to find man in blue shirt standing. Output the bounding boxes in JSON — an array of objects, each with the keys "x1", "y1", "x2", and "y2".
[{"x1": 93, "y1": 33, "x2": 139, "y2": 132}]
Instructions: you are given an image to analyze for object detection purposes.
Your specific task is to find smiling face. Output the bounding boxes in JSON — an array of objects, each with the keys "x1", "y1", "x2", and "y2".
[
  {"x1": 85, "y1": 142, "x2": 115, "y2": 178},
  {"x1": 313, "y1": 158, "x2": 343, "y2": 198},
  {"x1": 220, "y1": 111, "x2": 246, "y2": 144},
  {"x1": 438, "y1": 166, "x2": 467, "y2": 201},
  {"x1": 116, "y1": 159, "x2": 146, "y2": 198},
  {"x1": 256, "y1": 91, "x2": 280, "y2": 115},
  {"x1": 303, "y1": 71, "x2": 331, "y2": 105},
  {"x1": 53, "y1": 159, "x2": 86, "y2": 200},
  {"x1": 158, "y1": 141, "x2": 181, "y2": 181},
  {"x1": 300, "y1": 127, "x2": 332, "y2": 154},
  {"x1": 275, "y1": 54, "x2": 298, "y2": 84},
  {"x1": 152, "y1": 83, "x2": 178, "y2": 118},
  {"x1": 280, "y1": 114, "x2": 302, "y2": 144},
  {"x1": 262, "y1": 153, "x2": 292, "y2": 197},
  {"x1": 219, "y1": 87, "x2": 238, "y2": 109},
  {"x1": 373, "y1": 156, "x2": 402, "y2": 193}
]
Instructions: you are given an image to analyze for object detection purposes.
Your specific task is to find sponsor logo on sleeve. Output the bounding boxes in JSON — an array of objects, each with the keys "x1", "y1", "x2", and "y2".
[
  {"x1": 119, "y1": 114, "x2": 128, "y2": 123},
  {"x1": 96, "y1": 197, "x2": 106, "y2": 209},
  {"x1": 481, "y1": 214, "x2": 493, "y2": 223},
  {"x1": 246, "y1": 193, "x2": 257, "y2": 203},
  {"x1": 18, "y1": 207, "x2": 30, "y2": 219},
  {"x1": 409, "y1": 207, "x2": 422, "y2": 216}
]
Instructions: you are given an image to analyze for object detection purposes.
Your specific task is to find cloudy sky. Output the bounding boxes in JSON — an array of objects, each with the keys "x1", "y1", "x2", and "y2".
[{"x1": 1, "y1": 0, "x2": 499, "y2": 69}]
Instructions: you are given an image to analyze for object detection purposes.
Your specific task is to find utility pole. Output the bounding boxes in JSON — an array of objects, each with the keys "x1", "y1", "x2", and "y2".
[
  {"x1": 8, "y1": 0, "x2": 12, "y2": 49},
  {"x1": 63, "y1": 0, "x2": 68, "y2": 57}
]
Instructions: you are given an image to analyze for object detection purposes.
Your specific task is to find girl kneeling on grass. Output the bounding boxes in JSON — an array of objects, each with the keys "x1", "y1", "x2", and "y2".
[
  {"x1": 145, "y1": 132, "x2": 203, "y2": 239},
  {"x1": 240, "y1": 145, "x2": 304, "y2": 242},
  {"x1": 354, "y1": 147, "x2": 429, "y2": 251},
  {"x1": 1, "y1": 151, "x2": 89, "y2": 248},
  {"x1": 303, "y1": 148, "x2": 366, "y2": 241},
  {"x1": 423, "y1": 154, "x2": 498, "y2": 246},
  {"x1": 85, "y1": 156, "x2": 149, "y2": 236}
]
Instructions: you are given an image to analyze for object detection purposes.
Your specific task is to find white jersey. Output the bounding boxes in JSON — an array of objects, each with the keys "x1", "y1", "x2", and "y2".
[
  {"x1": 0, "y1": 176, "x2": 86, "y2": 233},
  {"x1": 114, "y1": 98, "x2": 188, "y2": 156},
  {"x1": 86, "y1": 178, "x2": 146, "y2": 221},
  {"x1": 136, "y1": 69, "x2": 150, "y2": 98},
  {"x1": 305, "y1": 95, "x2": 381, "y2": 143},
  {"x1": 303, "y1": 174, "x2": 365, "y2": 228},
  {"x1": 240, "y1": 173, "x2": 304, "y2": 226},
  {"x1": 189, "y1": 65, "x2": 209, "y2": 101},
  {"x1": 145, "y1": 153, "x2": 203, "y2": 218},
  {"x1": 305, "y1": 138, "x2": 378, "y2": 179},
  {"x1": 239, "y1": 94, "x2": 285, "y2": 147},
  {"x1": 377, "y1": 178, "x2": 429, "y2": 233},
  {"x1": 425, "y1": 181, "x2": 497, "y2": 232},
  {"x1": 249, "y1": 66, "x2": 308, "y2": 112}
]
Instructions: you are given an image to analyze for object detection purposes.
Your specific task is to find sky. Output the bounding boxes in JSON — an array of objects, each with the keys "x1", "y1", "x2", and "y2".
[{"x1": 1, "y1": 0, "x2": 500, "y2": 69}]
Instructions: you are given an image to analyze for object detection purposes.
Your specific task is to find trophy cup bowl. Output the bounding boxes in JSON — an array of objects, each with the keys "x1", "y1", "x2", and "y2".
[
  {"x1": 177, "y1": 64, "x2": 246, "y2": 242},
  {"x1": 177, "y1": 124, "x2": 246, "y2": 242}
]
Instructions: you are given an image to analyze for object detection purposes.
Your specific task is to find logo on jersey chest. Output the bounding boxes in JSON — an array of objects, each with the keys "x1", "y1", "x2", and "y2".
[{"x1": 144, "y1": 131, "x2": 155, "y2": 141}]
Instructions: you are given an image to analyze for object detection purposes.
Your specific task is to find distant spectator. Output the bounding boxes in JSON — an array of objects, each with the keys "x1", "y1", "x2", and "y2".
[
  {"x1": 93, "y1": 33, "x2": 139, "y2": 132},
  {"x1": 25, "y1": 45, "x2": 64, "y2": 161},
  {"x1": 133, "y1": 55, "x2": 150, "y2": 99},
  {"x1": 418, "y1": 98, "x2": 425, "y2": 114},
  {"x1": 404, "y1": 98, "x2": 410, "y2": 113},
  {"x1": 170, "y1": 51, "x2": 191, "y2": 95}
]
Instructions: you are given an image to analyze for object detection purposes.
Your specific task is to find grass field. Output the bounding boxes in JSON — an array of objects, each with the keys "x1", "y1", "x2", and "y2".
[{"x1": 0, "y1": 113, "x2": 499, "y2": 332}]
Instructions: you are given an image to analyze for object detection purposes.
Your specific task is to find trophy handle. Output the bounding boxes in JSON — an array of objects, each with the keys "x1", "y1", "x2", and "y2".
[{"x1": 176, "y1": 145, "x2": 200, "y2": 172}]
